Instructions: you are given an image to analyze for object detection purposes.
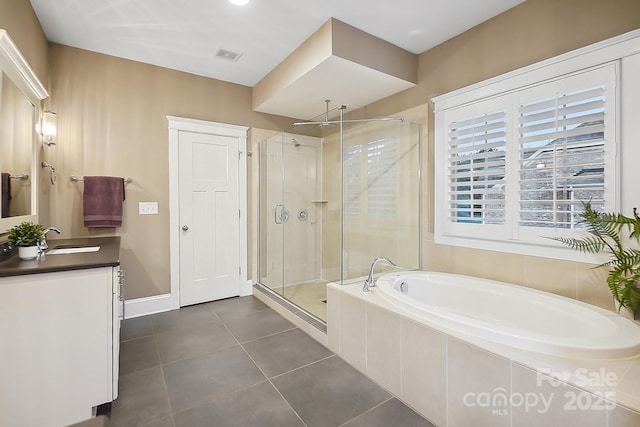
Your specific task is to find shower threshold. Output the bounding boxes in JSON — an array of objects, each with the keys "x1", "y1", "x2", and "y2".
[{"x1": 253, "y1": 283, "x2": 327, "y2": 334}]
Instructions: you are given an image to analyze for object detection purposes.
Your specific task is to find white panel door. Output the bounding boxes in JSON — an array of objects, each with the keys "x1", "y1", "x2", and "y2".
[{"x1": 179, "y1": 131, "x2": 240, "y2": 305}]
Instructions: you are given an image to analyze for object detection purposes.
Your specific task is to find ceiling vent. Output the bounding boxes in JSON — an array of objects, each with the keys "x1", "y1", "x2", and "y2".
[{"x1": 215, "y1": 48, "x2": 243, "y2": 62}]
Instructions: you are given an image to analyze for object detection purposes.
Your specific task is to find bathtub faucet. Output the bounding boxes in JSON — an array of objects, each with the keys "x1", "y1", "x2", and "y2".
[{"x1": 363, "y1": 257, "x2": 397, "y2": 292}]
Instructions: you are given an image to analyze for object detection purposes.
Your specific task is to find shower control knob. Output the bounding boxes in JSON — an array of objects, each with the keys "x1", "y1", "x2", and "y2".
[{"x1": 182, "y1": 225, "x2": 189, "y2": 231}]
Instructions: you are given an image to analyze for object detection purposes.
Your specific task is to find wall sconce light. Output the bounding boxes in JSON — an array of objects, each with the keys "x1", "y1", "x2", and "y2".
[{"x1": 42, "y1": 110, "x2": 57, "y2": 146}]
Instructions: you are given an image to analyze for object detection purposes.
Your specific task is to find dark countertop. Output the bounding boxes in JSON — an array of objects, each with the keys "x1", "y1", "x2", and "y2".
[{"x1": 0, "y1": 236, "x2": 121, "y2": 277}]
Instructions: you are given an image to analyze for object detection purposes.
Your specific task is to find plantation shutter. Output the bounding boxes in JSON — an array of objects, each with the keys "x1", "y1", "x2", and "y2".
[
  {"x1": 434, "y1": 44, "x2": 623, "y2": 259},
  {"x1": 367, "y1": 138, "x2": 397, "y2": 218},
  {"x1": 518, "y1": 68, "x2": 612, "y2": 230},
  {"x1": 343, "y1": 144, "x2": 362, "y2": 216},
  {"x1": 447, "y1": 110, "x2": 507, "y2": 224}
]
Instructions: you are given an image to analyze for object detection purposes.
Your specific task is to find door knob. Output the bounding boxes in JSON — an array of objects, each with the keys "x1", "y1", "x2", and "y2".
[{"x1": 182, "y1": 225, "x2": 189, "y2": 231}]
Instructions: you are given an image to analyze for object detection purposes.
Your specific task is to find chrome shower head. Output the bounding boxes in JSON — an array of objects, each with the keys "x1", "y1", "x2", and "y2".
[{"x1": 292, "y1": 138, "x2": 300, "y2": 147}]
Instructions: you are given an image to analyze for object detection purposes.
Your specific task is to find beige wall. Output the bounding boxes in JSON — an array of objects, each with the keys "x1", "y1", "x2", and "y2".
[
  {"x1": 356, "y1": 0, "x2": 640, "y2": 311},
  {"x1": 364, "y1": 0, "x2": 640, "y2": 116},
  {"x1": 47, "y1": 44, "x2": 295, "y2": 299},
  {"x1": 0, "y1": 0, "x2": 48, "y2": 86}
]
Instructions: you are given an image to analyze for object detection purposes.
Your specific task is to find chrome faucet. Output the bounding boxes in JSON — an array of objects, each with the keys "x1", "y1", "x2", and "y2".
[
  {"x1": 363, "y1": 257, "x2": 397, "y2": 292},
  {"x1": 39, "y1": 227, "x2": 62, "y2": 251}
]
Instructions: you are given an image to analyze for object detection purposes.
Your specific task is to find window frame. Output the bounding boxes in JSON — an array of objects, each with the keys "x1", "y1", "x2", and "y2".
[{"x1": 433, "y1": 30, "x2": 640, "y2": 263}]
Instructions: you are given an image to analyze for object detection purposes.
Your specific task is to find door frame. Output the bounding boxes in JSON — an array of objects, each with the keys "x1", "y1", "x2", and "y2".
[{"x1": 167, "y1": 116, "x2": 249, "y2": 310}]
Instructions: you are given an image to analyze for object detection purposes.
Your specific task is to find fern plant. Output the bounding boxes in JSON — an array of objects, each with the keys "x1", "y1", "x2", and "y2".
[{"x1": 552, "y1": 202, "x2": 640, "y2": 315}]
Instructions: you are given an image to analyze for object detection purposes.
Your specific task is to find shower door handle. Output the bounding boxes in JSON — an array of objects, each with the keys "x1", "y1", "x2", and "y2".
[
  {"x1": 275, "y1": 205, "x2": 283, "y2": 224},
  {"x1": 275, "y1": 205, "x2": 290, "y2": 224}
]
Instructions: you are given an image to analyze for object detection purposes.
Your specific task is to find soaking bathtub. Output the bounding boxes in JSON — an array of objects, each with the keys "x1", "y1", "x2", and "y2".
[{"x1": 374, "y1": 271, "x2": 640, "y2": 359}]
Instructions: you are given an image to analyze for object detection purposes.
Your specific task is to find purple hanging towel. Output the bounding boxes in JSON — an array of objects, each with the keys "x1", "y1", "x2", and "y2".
[
  {"x1": 1, "y1": 173, "x2": 11, "y2": 218},
  {"x1": 83, "y1": 176, "x2": 125, "y2": 227}
]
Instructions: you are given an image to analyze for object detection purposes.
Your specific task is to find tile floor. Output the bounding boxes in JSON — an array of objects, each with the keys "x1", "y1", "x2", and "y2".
[{"x1": 106, "y1": 295, "x2": 434, "y2": 427}]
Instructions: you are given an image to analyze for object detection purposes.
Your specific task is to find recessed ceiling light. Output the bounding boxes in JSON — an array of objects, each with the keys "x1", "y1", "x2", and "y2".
[{"x1": 228, "y1": 0, "x2": 250, "y2": 5}]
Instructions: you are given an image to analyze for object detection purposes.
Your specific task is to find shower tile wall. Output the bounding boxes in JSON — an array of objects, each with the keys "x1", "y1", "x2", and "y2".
[
  {"x1": 282, "y1": 136, "x2": 322, "y2": 284},
  {"x1": 321, "y1": 121, "x2": 420, "y2": 281},
  {"x1": 320, "y1": 135, "x2": 341, "y2": 281}
]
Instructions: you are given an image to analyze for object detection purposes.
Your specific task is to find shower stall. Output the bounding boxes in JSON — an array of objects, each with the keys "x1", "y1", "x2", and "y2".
[{"x1": 258, "y1": 106, "x2": 421, "y2": 322}]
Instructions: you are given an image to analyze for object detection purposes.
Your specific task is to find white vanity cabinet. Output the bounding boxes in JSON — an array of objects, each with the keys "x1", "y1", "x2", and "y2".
[{"x1": 0, "y1": 266, "x2": 121, "y2": 427}]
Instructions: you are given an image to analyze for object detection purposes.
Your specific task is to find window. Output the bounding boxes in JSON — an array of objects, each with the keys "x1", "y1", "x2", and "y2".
[
  {"x1": 367, "y1": 138, "x2": 397, "y2": 218},
  {"x1": 518, "y1": 85, "x2": 605, "y2": 229},
  {"x1": 343, "y1": 138, "x2": 398, "y2": 218},
  {"x1": 344, "y1": 145, "x2": 362, "y2": 216},
  {"x1": 435, "y1": 61, "x2": 619, "y2": 260},
  {"x1": 448, "y1": 110, "x2": 506, "y2": 225}
]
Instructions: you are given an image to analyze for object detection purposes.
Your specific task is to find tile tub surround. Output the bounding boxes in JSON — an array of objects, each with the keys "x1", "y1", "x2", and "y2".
[
  {"x1": 110, "y1": 295, "x2": 433, "y2": 427},
  {"x1": 327, "y1": 282, "x2": 640, "y2": 427}
]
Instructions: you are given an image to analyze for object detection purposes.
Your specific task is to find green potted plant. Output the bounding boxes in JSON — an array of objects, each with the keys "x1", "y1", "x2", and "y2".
[
  {"x1": 7, "y1": 221, "x2": 45, "y2": 260},
  {"x1": 552, "y1": 202, "x2": 640, "y2": 319}
]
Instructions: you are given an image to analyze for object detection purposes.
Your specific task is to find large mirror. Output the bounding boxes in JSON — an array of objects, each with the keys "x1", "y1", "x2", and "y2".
[
  {"x1": 1, "y1": 73, "x2": 34, "y2": 218},
  {"x1": 0, "y1": 29, "x2": 48, "y2": 232}
]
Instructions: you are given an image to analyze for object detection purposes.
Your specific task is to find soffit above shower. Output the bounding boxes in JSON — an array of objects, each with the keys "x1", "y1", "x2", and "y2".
[{"x1": 252, "y1": 19, "x2": 418, "y2": 120}]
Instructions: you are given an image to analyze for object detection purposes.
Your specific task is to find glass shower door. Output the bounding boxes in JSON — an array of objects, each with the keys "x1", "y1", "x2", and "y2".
[
  {"x1": 259, "y1": 132, "x2": 325, "y2": 320},
  {"x1": 259, "y1": 135, "x2": 285, "y2": 296},
  {"x1": 281, "y1": 135, "x2": 325, "y2": 319}
]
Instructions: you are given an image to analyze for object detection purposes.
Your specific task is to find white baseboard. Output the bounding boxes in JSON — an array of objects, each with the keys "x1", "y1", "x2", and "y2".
[
  {"x1": 240, "y1": 280, "x2": 253, "y2": 297},
  {"x1": 123, "y1": 282, "x2": 253, "y2": 319},
  {"x1": 123, "y1": 293, "x2": 176, "y2": 319}
]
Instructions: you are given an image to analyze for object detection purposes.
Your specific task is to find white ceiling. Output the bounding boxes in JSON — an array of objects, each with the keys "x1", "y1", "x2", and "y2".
[{"x1": 29, "y1": 0, "x2": 525, "y2": 118}]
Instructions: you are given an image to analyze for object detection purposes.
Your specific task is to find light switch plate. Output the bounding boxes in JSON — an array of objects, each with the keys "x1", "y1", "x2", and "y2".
[{"x1": 139, "y1": 201, "x2": 158, "y2": 215}]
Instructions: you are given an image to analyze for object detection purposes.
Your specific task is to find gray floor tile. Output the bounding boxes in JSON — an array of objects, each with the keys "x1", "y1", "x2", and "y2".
[
  {"x1": 173, "y1": 381, "x2": 304, "y2": 427},
  {"x1": 272, "y1": 355, "x2": 390, "y2": 427},
  {"x1": 223, "y1": 308, "x2": 295, "y2": 342},
  {"x1": 110, "y1": 295, "x2": 428, "y2": 427},
  {"x1": 242, "y1": 328, "x2": 333, "y2": 378},
  {"x1": 118, "y1": 335, "x2": 160, "y2": 376},
  {"x1": 120, "y1": 316, "x2": 153, "y2": 342},
  {"x1": 148, "y1": 303, "x2": 220, "y2": 334},
  {"x1": 209, "y1": 295, "x2": 268, "y2": 321},
  {"x1": 341, "y1": 398, "x2": 434, "y2": 427},
  {"x1": 107, "y1": 367, "x2": 171, "y2": 427},
  {"x1": 163, "y1": 345, "x2": 266, "y2": 413},
  {"x1": 155, "y1": 321, "x2": 237, "y2": 364}
]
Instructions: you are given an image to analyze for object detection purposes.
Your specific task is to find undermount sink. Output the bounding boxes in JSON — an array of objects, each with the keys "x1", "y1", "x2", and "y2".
[{"x1": 47, "y1": 245, "x2": 101, "y2": 255}]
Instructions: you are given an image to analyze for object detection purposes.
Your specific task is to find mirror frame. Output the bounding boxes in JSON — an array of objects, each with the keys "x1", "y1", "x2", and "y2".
[{"x1": 0, "y1": 29, "x2": 48, "y2": 232}]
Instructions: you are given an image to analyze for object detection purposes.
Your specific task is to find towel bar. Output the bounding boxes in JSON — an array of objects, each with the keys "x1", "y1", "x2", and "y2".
[
  {"x1": 71, "y1": 175, "x2": 133, "y2": 184},
  {"x1": 9, "y1": 174, "x2": 29, "y2": 180}
]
